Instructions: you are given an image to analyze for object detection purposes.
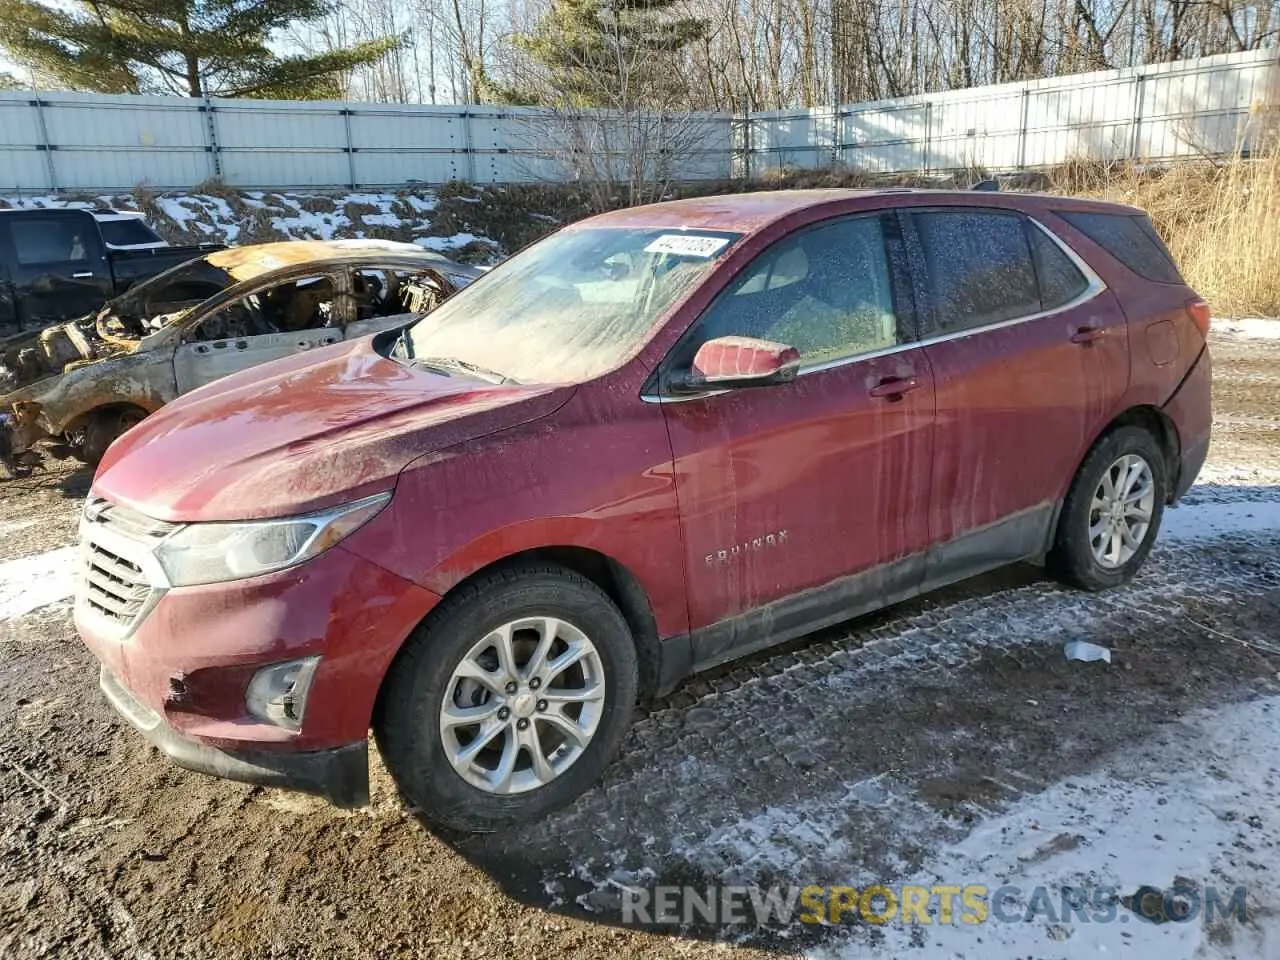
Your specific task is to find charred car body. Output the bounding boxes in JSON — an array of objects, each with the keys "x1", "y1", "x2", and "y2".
[{"x1": 0, "y1": 241, "x2": 481, "y2": 471}]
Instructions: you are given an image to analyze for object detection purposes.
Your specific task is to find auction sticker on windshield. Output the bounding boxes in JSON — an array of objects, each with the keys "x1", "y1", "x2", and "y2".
[{"x1": 644, "y1": 234, "x2": 732, "y2": 258}]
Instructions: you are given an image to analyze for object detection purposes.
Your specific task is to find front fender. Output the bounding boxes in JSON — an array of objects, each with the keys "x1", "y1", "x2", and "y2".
[{"x1": 15, "y1": 348, "x2": 178, "y2": 436}]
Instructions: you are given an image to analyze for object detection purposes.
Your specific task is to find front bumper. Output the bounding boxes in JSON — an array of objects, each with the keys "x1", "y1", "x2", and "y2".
[
  {"x1": 101, "y1": 666, "x2": 370, "y2": 806},
  {"x1": 76, "y1": 499, "x2": 441, "y2": 804}
]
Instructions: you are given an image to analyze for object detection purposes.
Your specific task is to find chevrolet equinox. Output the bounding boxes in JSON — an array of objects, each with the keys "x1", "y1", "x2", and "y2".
[{"x1": 76, "y1": 190, "x2": 1212, "y2": 832}]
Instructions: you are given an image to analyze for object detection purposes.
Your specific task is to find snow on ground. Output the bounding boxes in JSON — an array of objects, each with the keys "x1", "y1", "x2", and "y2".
[
  {"x1": 1164, "y1": 498, "x2": 1280, "y2": 540},
  {"x1": 813, "y1": 695, "x2": 1280, "y2": 960},
  {"x1": 1214, "y1": 317, "x2": 1280, "y2": 340},
  {"x1": 0, "y1": 546, "x2": 77, "y2": 621},
  {"x1": 0, "y1": 191, "x2": 496, "y2": 258}
]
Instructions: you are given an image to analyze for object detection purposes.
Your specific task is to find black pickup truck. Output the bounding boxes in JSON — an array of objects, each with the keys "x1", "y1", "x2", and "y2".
[{"x1": 0, "y1": 209, "x2": 222, "y2": 341}]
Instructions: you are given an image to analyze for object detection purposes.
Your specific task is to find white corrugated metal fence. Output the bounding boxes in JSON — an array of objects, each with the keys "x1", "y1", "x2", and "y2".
[{"x1": 0, "y1": 48, "x2": 1274, "y2": 192}]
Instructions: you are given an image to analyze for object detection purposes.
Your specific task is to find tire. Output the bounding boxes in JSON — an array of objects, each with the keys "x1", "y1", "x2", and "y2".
[
  {"x1": 374, "y1": 563, "x2": 639, "y2": 833},
  {"x1": 1049, "y1": 425, "x2": 1168, "y2": 591},
  {"x1": 76, "y1": 407, "x2": 146, "y2": 466}
]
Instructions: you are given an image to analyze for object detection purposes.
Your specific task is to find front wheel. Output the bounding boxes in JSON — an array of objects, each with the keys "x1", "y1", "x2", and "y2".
[
  {"x1": 1049, "y1": 425, "x2": 1168, "y2": 591},
  {"x1": 375, "y1": 564, "x2": 638, "y2": 833}
]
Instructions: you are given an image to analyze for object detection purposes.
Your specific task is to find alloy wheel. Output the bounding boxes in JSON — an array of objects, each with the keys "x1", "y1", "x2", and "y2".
[
  {"x1": 1089, "y1": 453, "x2": 1156, "y2": 568},
  {"x1": 439, "y1": 616, "x2": 606, "y2": 794}
]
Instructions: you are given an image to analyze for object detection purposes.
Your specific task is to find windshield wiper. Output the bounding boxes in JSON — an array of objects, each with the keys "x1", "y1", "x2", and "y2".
[{"x1": 412, "y1": 356, "x2": 514, "y2": 385}]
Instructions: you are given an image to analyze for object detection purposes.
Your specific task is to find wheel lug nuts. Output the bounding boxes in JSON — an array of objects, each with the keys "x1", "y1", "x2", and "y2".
[
  {"x1": 536, "y1": 699, "x2": 547, "y2": 712},
  {"x1": 516, "y1": 718, "x2": 530, "y2": 730},
  {"x1": 504, "y1": 681, "x2": 518, "y2": 695},
  {"x1": 497, "y1": 706, "x2": 510, "y2": 721},
  {"x1": 529, "y1": 677, "x2": 541, "y2": 690}
]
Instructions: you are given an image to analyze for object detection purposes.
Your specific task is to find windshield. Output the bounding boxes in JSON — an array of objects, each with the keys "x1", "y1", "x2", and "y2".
[
  {"x1": 102, "y1": 255, "x2": 235, "y2": 330},
  {"x1": 401, "y1": 227, "x2": 740, "y2": 383}
]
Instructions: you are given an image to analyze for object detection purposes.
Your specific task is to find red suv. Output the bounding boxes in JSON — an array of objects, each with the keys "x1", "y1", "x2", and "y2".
[{"x1": 77, "y1": 189, "x2": 1212, "y2": 831}]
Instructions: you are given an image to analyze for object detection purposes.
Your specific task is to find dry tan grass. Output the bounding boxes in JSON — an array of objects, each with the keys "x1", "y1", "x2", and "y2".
[{"x1": 1046, "y1": 100, "x2": 1280, "y2": 318}]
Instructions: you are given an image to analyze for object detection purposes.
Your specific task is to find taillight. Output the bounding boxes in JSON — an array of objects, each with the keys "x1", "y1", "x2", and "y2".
[{"x1": 1186, "y1": 298, "x2": 1211, "y2": 338}]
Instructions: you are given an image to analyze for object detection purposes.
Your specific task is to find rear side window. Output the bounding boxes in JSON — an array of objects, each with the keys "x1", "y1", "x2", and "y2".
[
  {"x1": 1029, "y1": 226, "x2": 1089, "y2": 310},
  {"x1": 1058, "y1": 211, "x2": 1183, "y2": 284},
  {"x1": 913, "y1": 211, "x2": 1040, "y2": 333},
  {"x1": 98, "y1": 218, "x2": 163, "y2": 247}
]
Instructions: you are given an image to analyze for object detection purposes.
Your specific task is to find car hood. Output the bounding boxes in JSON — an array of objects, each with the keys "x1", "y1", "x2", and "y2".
[{"x1": 93, "y1": 337, "x2": 572, "y2": 522}]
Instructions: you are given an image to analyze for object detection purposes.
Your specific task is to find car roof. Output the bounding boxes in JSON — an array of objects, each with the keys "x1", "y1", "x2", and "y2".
[
  {"x1": 578, "y1": 188, "x2": 1147, "y2": 234},
  {"x1": 205, "y1": 240, "x2": 478, "y2": 283}
]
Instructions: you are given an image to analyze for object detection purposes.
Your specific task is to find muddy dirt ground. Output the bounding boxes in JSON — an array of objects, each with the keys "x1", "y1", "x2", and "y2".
[{"x1": 1, "y1": 328, "x2": 1278, "y2": 959}]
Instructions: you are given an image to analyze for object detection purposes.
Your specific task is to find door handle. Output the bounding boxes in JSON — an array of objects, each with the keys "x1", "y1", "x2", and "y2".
[
  {"x1": 71, "y1": 271, "x2": 94, "y2": 279},
  {"x1": 1071, "y1": 325, "x2": 1107, "y2": 345},
  {"x1": 869, "y1": 376, "x2": 921, "y2": 400}
]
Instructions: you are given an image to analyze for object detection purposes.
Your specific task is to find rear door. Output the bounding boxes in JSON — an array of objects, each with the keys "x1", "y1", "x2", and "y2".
[
  {"x1": 2, "y1": 211, "x2": 112, "y2": 328},
  {"x1": 905, "y1": 206, "x2": 1129, "y2": 568},
  {"x1": 173, "y1": 273, "x2": 342, "y2": 392},
  {"x1": 657, "y1": 212, "x2": 935, "y2": 662}
]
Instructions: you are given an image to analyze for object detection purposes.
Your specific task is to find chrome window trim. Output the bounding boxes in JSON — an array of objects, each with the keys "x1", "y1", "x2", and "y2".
[{"x1": 640, "y1": 215, "x2": 1104, "y2": 404}]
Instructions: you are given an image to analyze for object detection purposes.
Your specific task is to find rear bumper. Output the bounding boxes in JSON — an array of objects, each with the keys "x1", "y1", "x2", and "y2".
[
  {"x1": 100, "y1": 666, "x2": 370, "y2": 806},
  {"x1": 1163, "y1": 344, "x2": 1213, "y2": 502}
]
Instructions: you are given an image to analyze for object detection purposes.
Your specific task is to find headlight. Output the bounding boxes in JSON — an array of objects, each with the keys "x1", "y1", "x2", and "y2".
[{"x1": 154, "y1": 493, "x2": 390, "y2": 587}]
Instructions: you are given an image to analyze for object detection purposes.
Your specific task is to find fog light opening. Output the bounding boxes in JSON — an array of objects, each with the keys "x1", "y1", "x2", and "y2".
[{"x1": 245, "y1": 657, "x2": 321, "y2": 731}]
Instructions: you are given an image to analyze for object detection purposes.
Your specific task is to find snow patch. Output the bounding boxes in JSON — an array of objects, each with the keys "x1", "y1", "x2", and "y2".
[
  {"x1": 813, "y1": 695, "x2": 1280, "y2": 960},
  {"x1": 1213, "y1": 317, "x2": 1280, "y2": 340},
  {"x1": 0, "y1": 546, "x2": 77, "y2": 621},
  {"x1": 1163, "y1": 498, "x2": 1280, "y2": 540}
]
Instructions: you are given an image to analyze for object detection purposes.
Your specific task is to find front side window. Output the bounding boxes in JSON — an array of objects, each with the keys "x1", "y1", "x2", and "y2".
[
  {"x1": 679, "y1": 214, "x2": 903, "y2": 368},
  {"x1": 402, "y1": 227, "x2": 740, "y2": 384},
  {"x1": 9, "y1": 219, "x2": 90, "y2": 265},
  {"x1": 913, "y1": 210, "x2": 1041, "y2": 333}
]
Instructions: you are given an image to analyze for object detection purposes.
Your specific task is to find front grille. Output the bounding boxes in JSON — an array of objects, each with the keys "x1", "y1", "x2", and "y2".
[
  {"x1": 77, "y1": 496, "x2": 175, "y2": 635},
  {"x1": 83, "y1": 542, "x2": 150, "y2": 624}
]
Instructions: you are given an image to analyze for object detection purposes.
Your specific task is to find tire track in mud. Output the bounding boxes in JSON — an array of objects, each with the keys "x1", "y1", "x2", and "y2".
[{"x1": 451, "y1": 531, "x2": 1280, "y2": 946}]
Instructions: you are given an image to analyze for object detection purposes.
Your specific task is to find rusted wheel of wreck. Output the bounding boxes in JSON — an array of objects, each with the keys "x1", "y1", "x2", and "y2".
[{"x1": 76, "y1": 406, "x2": 147, "y2": 466}]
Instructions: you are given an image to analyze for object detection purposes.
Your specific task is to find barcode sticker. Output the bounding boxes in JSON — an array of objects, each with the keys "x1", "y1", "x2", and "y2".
[{"x1": 644, "y1": 234, "x2": 730, "y2": 258}]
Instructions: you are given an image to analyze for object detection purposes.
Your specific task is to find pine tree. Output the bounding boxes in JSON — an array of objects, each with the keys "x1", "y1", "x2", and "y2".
[
  {"x1": 516, "y1": 0, "x2": 705, "y2": 108},
  {"x1": 0, "y1": 0, "x2": 399, "y2": 98}
]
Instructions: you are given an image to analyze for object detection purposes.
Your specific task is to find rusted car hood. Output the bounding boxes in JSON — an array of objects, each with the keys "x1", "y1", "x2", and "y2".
[{"x1": 93, "y1": 338, "x2": 571, "y2": 522}]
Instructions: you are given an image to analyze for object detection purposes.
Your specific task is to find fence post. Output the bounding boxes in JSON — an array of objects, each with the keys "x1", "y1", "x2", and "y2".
[
  {"x1": 922, "y1": 101, "x2": 932, "y2": 174},
  {"x1": 31, "y1": 98, "x2": 57, "y2": 192},
  {"x1": 461, "y1": 109, "x2": 477, "y2": 183},
  {"x1": 1129, "y1": 73, "x2": 1146, "y2": 162},
  {"x1": 342, "y1": 106, "x2": 357, "y2": 189},
  {"x1": 1017, "y1": 86, "x2": 1030, "y2": 169},
  {"x1": 831, "y1": 103, "x2": 841, "y2": 168},
  {"x1": 201, "y1": 97, "x2": 222, "y2": 180}
]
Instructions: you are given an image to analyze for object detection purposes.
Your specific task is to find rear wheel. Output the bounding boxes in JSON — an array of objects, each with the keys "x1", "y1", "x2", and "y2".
[
  {"x1": 375, "y1": 564, "x2": 638, "y2": 833},
  {"x1": 1049, "y1": 425, "x2": 1168, "y2": 590},
  {"x1": 74, "y1": 407, "x2": 146, "y2": 465}
]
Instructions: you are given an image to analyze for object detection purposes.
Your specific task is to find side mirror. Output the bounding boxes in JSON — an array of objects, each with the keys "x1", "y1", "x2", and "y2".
[{"x1": 669, "y1": 336, "x2": 801, "y2": 394}]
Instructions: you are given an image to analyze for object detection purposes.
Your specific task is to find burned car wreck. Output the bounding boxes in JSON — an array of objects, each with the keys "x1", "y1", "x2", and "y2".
[{"x1": 0, "y1": 240, "x2": 482, "y2": 473}]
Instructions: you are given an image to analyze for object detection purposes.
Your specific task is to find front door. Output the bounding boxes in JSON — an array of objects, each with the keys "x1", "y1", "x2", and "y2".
[
  {"x1": 904, "y1": 207, "x2": 1130, "y2": 565},
  {"x1": 174, "y1": 274, "x2": 342, "y2": 392},
  {"x1": 655, "y1": 213, "x2": 935, "y2": 665},
  {"x1": 2, "y1": 213, "x2": 112, "y2": 328}
]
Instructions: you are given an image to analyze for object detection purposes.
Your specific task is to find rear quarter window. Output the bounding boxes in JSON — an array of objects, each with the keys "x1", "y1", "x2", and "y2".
[{"x1": 1058, "y1": 211, "x2": 1184, "y2": 284}]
